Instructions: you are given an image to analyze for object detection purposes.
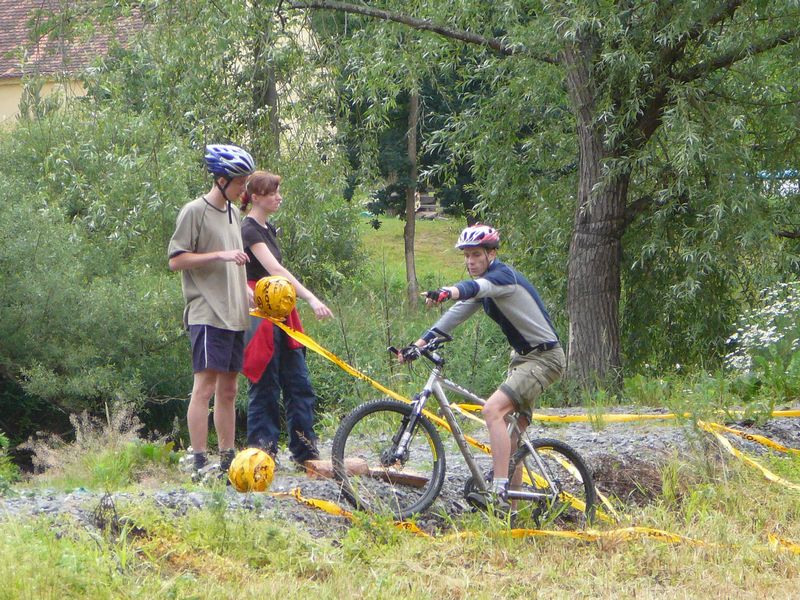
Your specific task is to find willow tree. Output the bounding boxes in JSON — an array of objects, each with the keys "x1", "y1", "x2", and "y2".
[{"x1": 287, "y1": 0, "x2": 800, "y2": 386}]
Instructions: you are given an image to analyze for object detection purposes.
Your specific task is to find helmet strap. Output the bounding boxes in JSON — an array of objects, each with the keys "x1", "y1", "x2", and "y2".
[
  {"x1": 215, "y1": 177, "x2": 234, "y2": 223},
  {"x1": 215, "y1": 177, "x2": 233, "y2": 200}
]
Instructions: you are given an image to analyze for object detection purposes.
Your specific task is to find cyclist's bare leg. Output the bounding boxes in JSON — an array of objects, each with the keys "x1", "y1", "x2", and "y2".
[
  {"x1": 482, "y1": 389, "x2": 517, "y2": 488},
  {"x1": 508, "y1": 415, "x2": 530, "y2": 506}
]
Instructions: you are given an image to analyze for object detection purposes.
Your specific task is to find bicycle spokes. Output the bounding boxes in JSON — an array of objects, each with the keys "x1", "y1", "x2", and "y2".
[
  {"x1": 332, "y1": 399, "x2": 447, "y2": 519},
  {"x1": 507, "y1": 439, "x2": 596, "y2": 528}
]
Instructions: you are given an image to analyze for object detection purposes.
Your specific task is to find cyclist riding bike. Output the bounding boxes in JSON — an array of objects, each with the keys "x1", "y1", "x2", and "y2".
[{"x1": 400, "y1": 224, "x2": 566, "y2": 511}]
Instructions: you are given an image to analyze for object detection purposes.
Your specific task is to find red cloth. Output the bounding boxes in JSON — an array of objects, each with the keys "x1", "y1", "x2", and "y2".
[{"x1": 242, "y1": 280, "x2": 305, "y2": 383}]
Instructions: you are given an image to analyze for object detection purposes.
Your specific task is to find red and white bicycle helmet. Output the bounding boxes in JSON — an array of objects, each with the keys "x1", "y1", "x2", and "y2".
[{"x1": 455, "y1": 224, "x2": 500, "y2": 249}]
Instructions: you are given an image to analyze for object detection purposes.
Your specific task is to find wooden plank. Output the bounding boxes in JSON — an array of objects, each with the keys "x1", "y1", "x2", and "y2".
[
  {"x1": 369, "y1": 468, "x2": 429, "y2": 488},
  {"x1": 305, "y1": 458, "x2": 369, "y2": 479},
  {"x1": 306, "y1": 458, "x2": 430, "y2": 489}
]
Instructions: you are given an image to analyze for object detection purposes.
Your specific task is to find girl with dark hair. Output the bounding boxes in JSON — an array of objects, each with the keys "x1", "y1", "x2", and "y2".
[{"x1": 240, "y1": 171, "x2": 333, "y2": 466}]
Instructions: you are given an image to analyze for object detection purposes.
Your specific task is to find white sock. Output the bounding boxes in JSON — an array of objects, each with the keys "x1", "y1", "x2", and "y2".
[{"x1": 492, "y1": 477, "x2": 509, "y2": 493}]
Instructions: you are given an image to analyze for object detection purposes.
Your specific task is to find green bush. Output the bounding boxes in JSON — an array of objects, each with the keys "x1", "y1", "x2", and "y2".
[
  {"x1": 0, "y1": 85, "x2": 364, "y2": 440},
  {"x1": 0, "y1": 431, "x2": 19, "y2": 493}
]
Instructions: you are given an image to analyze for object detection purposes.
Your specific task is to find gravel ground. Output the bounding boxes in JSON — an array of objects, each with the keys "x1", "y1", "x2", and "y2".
[{"x1": 2, "y1": 405, "x2": 799, "y2": 537}]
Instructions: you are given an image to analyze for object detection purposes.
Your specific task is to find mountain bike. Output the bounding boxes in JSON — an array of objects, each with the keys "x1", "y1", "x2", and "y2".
[{"x1": 331, "y1": 330, "x2": 596, "y2": 524}]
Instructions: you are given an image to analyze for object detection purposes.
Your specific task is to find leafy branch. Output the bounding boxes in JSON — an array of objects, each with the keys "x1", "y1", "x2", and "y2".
[{"x1": 285, "y1": 0, "x2": 558, "y2": 64}]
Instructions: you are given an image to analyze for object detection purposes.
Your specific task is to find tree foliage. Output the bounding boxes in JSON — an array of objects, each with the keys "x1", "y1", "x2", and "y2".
[
  {"x1": 286, "y1": 0, "x2": 800, "y2": 382},
  {"x1": 0, "y1": 0, "x2": 363, "y2": 442}
]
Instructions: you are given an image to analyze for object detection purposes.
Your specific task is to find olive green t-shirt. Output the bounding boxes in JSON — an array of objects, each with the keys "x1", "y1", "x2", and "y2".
[{"x1": 168, "y1": 196, "x2": 249, "y2": 331}]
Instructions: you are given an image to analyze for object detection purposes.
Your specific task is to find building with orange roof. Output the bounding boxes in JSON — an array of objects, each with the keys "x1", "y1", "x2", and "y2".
[{"x1": 0, "y1": 0, "x2": 141, "y2": 124}]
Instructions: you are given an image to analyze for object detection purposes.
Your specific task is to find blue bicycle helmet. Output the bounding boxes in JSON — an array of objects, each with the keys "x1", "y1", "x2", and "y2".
[{"x1": 204, "y1": 144, "x2": 255, "y2": 179}]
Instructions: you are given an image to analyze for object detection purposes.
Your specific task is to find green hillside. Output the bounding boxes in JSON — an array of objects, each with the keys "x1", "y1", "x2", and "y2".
[{"x1": 358, "y1": 217, "x2": 467, "y2": 288}]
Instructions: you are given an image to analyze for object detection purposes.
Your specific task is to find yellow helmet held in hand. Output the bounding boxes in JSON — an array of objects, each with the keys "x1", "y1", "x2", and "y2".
[
  {"x1": 228, "y1": 448, "x2": 275, "y2": 493},
  {"x1": 254, "y1": 275, "x2": 296, "y2": 320}
]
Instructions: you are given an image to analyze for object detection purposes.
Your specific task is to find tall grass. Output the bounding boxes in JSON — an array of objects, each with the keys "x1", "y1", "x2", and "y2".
[{"x1": 20, "y1": 404, "x2": 179, "y2": 491}]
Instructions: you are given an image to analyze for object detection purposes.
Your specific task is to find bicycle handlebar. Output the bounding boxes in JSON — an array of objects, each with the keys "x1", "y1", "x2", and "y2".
[{"x1": 388, "y1": 328, "x2": 453, "y2": 365}]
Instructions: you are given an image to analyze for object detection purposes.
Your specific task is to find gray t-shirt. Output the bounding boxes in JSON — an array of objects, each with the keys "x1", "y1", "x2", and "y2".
[{"x1": 168, "y1": 196, "x2": 249, "y2": 331}]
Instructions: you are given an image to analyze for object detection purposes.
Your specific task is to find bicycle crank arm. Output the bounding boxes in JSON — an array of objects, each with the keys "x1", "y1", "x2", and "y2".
[{"x1": 505, "y1": 489, "x2": 553, "y2": 501}]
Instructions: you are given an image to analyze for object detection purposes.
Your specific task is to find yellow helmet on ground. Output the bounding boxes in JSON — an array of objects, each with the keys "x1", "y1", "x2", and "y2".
[
  {"x1": 253, "y1": 275, "x2": 297, "y2": 320},
  {"x1": 228, "y1": 448, "x2": 276, "y2": 493}
]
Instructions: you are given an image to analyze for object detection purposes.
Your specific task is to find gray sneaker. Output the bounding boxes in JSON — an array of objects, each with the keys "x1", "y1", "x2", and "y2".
[
  {"x1": 178, "y1": 447, "x2": 196, "y2": 474},
  {"x1": 466, "y1": 490, "x2": 511, "y2": 514},
  {"x1": 192, "y1": 461, "x2": 225, "y2": 485}
]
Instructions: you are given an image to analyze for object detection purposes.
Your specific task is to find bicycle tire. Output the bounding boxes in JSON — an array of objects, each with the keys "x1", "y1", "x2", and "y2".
[
  {"x1": 508, "y1": 437, "x2": 596, "y2": 528},
  {"x1": 331, "y1": 399, "x2": 446, "y2": 519}
]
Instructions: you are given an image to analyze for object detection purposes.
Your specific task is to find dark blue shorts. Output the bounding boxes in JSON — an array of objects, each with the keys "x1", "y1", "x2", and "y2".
[{"x1": 189, "y1": 325, "x2": 245, "y2": 373}]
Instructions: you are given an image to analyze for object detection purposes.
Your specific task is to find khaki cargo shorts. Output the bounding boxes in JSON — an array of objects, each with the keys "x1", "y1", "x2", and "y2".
[{"x1": 499, "y1": 345, "x2": 566, "y2": 418}]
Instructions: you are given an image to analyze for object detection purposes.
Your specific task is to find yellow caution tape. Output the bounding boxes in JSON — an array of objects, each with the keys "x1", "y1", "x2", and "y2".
[
  {"x1": 450, "y1": 526, "x2": 709, "y2": 546},
  {"x1": 271, "y1": 487, "x2": 429, "y2": 535},
  {"x1": 275, "y1": 488, "x2": 353, "y2": 518},
  {"x1": 455, "y1": 403, "x2": 484, "y2": 413},
  {"x1": 698, "y1": 421, "x2": 800, "y2": 492},
  {"x1": 768, "y1": 534, "x2": 800, "y2": 555},
  {"x1": 532, "y1": 412, "x2": 688, "y2": 423},
  {"x1": 447, "y1": 405, "x2": 800, "y2": 424},
  {"x1": 444, "y1": 525, "x2": 800, "y2": 556},
  {"x1": 272, "y1": 488, "x2": 800, "y2": 556},
  {"x1": 258, "y1": 316, "x2": 800, "y2": 524},
  {"x1": 703, "y1": 422, "x2": 800, "y2": 455},
  {"x1": 451, "y1": 402, "x2": 488, "y2": 425},
  {"x1": 390, "y1": 520, "x2": 431, "y2": 537}
]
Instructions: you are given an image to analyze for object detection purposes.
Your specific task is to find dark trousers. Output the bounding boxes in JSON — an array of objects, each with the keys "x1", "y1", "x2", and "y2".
[{"x1": 246, "y1": 325, "x2": 318, "y2": 461}]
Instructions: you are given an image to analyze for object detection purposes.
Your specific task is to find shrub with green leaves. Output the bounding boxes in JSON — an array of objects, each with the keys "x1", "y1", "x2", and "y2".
[{"x1": 0, "y1": 431, "x2": 19, "y2": 492}]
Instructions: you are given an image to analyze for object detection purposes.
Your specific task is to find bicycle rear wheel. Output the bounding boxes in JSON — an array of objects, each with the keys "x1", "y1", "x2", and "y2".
[
  {"x1": 508, "y1": 438, "x2": 596, "y2": 528},
  {"x1": 331, "y1": 399, "x2": 446, "y2": 519}
]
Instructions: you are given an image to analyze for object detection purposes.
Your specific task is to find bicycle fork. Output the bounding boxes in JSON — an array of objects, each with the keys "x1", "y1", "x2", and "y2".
[{"x1": 383, "y1": 391, "x2": 431, "y2": 467}]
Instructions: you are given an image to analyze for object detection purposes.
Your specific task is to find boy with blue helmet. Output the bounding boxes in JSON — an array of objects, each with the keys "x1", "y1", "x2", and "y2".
[{"x1": 168, "y1": 144, "x2": 255, "y2": 481}]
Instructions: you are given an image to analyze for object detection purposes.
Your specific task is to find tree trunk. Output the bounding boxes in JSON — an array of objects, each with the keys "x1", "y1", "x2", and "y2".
[
  {"x1": 251, "y1": 12, "x2": 280, "y2": 156},
  {"x1": 404, "y1": 91, "x2": 420, "y2": 307},
  {"x1": 563, "y1": 44, "x2": 627, "y2": 388}
]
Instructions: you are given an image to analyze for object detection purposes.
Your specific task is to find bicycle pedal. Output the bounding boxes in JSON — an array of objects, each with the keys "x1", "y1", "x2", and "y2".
[{"x1": 466, "y1": 490, "x2": 511, "y2": 514}]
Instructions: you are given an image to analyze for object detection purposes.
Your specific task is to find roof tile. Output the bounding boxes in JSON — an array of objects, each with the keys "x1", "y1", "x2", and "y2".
[{"x1": 0, "y1": 0, "x2": 141, "y2": 79}]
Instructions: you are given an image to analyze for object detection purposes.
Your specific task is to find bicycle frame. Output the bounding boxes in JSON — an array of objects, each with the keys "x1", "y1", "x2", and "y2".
[{"x1": 398, "y1": 353, "x2": 564, "y2": 505}]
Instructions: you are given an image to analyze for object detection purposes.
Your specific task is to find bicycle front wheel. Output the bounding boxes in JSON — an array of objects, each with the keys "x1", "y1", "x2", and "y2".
[
  {"x1": 508, "y1": 438, "x2": 596, "y2": 528},
  {"x1": 331, "y1": 399, "x2": 446, "y2": 519}
]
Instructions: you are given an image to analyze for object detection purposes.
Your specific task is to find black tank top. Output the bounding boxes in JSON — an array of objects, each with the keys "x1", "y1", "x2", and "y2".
[{"x1": 240, "y1": 216, "x2": 282, "y2": 281}]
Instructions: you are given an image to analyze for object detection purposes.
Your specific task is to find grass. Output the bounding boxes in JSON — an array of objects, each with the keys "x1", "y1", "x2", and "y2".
[
  {"x1": 358, "y1": 216, "x2": 466, "y2": 288},
  {"x1": 1, "y1": 454, "x2": 799, "y2": 598},
  {"x1": 4, "y1": 392, "x2": 800, "y2": 598},
  {"x1": 2, "y1": 398, "x2": 800, "y2": 597}
]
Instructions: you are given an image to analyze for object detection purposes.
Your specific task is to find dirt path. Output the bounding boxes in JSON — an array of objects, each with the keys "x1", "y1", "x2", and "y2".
[{"x1": 2, "y1": 405, "x2": 798, "y2": 537}]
